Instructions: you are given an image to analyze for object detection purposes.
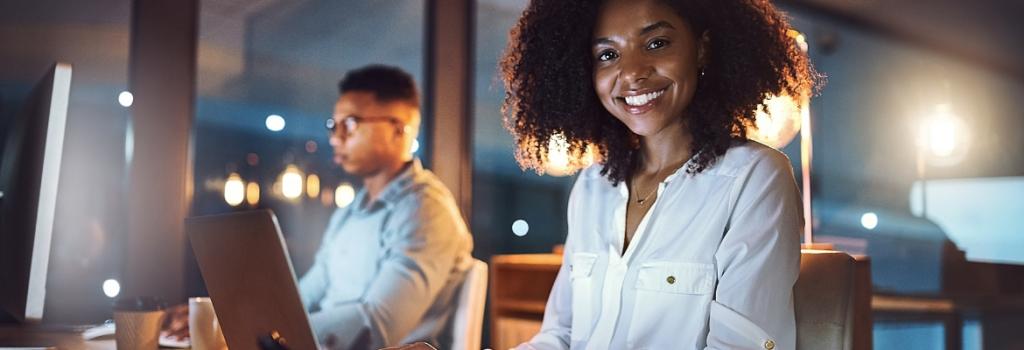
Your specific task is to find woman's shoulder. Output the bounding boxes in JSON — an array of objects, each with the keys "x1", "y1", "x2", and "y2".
[
  {"x1": 568, "y1": 165, "x2": 620, "y2": 202},
  {"x1": 577, "y1": 164, "x2": 606, "y2": 181},
  {"x1": 712, "y1": 140, "x2": 794, "y2": 178}
]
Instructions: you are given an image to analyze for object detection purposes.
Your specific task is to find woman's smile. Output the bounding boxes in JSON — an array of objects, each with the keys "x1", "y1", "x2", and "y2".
[{"x1": 617, "y1": 86, "x2": 670, "y2": 115}]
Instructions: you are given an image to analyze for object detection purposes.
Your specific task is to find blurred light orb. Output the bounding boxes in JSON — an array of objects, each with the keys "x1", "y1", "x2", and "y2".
[
  {"x1": 224, "y1": 173, "x2": 245, "y2": 206},
  {"x1": 118, "y1": 91, "x2": 133, "y2": 107},
  {"x1": 916, "y1": 104, "x2": 970, "y2": 167},
  {"x1": 281, "y1": 166, "x2": 304, "y2": 200},
  {"x1": 788, "y1": 29, "x2": 809, "y2": 53},
  {"x1": 335, "y1": 183, "x2": 356, "y2": 208},
  {"x1": 102, "y1": 279, "x2": 121, "y2": 298},
  {"x1": 321, "y1": 186, "x2": 335, "y2": 207},
  {"x1": 861, "y1": 212, "x2": 878, "y2": 230},
  {"x1": 543, "y1": 133, "x2": 595, "y2": 177},
  {"x1": 512, "y1": 219, "x2": 530, "y2": 237},
  {"x1": 411, "y1": 139, "x2": 420, "y2": 154},
  {"x1": 750, "y1": 94, "x2": 803, "y2": 149},
  {"x1": 246, "y1": 181, "x2": 260, "y2": 206},
  {"x1": 265, "y1": 114, "x2": 286, "y2": 132},
  {"x1": 306, "y1": 174, "x2": 321, "y2": 198},
  {"x1": 547, "y1": 134, "x2": 571, "y2": 176}
]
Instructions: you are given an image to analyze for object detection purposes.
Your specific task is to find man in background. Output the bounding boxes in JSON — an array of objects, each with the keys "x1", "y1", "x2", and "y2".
[
  {"x1": 299, "y1": 64, "x2": 474, "y2": 349},
  {"x1": 165, "y1": 65, "x2": 474, "y2": 350}
]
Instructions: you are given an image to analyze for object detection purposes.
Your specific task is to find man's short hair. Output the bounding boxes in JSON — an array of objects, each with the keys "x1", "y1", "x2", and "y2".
[{"x1": 338, "y1": 65, "x2": 420, "y2": 108}]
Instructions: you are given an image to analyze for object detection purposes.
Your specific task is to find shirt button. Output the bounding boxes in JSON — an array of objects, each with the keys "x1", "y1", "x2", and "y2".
[
  {"x1": 764, "y1": 340, "x2": 775, "y2": 350},
  {"x1": 666, "y1": 276, "x2": 676, "y2": 284}
]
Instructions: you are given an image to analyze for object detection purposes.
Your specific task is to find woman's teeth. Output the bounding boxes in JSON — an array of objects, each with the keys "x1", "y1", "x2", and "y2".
[{"x1": 624, "y1": 89, "x2": 665, "y2": 106}]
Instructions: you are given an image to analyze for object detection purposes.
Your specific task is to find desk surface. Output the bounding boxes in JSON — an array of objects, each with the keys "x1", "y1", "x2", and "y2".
[{"x1": 0, "y1": 326, "x2": 114, "y2": 350}]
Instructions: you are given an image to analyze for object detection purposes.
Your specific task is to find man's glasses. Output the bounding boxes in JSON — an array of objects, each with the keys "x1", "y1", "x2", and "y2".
[{"x1": 325, "y1": 115, "x2": 403, "y2": 139}]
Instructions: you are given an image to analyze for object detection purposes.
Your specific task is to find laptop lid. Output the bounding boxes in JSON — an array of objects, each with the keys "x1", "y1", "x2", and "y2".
[{"x1": 186, "y1": 210, "x2": 318, "y2": 350}]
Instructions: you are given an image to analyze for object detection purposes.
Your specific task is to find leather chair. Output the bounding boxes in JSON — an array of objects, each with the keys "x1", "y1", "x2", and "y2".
[{"x1": 795, "y1": 250, "x2": 872, "y2": 350}]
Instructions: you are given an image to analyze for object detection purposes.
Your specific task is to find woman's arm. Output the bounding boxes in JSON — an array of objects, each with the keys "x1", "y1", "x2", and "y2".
[{"x1": 706, "y1": 148, "x2": 802, "y2": 350}]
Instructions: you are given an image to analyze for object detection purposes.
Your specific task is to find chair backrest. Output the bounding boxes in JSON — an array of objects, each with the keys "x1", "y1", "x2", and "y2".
[
  {"x1": 451, "y1": 259, "x2": 488, "y2": 350},
  {"x1": 794, "y1": 249, "x2": 871, "y2": 350}
]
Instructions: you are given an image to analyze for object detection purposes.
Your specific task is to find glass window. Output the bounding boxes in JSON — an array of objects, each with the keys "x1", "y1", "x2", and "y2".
[
  {"x1": 472, "y1": 0, "x2": 573, "y2": 260},
  {"x1": 0, "y1": 0, "x2": 133, "y2": 323},
  {"x1": 190, "y1": 0, "x2": 427, "y2": 294}
]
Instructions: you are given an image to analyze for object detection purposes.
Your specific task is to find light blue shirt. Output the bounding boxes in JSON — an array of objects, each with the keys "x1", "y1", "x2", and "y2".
[{"x1": 298, "y1": 159, "x2": 474, "y2": 350}]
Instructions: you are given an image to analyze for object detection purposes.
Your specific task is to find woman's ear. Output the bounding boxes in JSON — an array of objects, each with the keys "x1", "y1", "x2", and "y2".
[{"x1": 697, "y1": 30, "x2": 711, "y2": 70}]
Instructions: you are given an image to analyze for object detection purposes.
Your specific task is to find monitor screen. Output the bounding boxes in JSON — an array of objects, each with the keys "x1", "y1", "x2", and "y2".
[{"x1": 0, "y1": 62, "x2": 71, "y2": 323}]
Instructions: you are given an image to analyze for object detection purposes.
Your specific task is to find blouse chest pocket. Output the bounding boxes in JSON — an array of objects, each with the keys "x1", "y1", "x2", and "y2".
[
  {"x1": 627, "y1": 261, "x2": 717, "y2": 349},
  {"x1": 635, "y1": 261, "x2": 715, "y2": 294},
  {"x1": 569, "y1": 252, "x2": 598, "y2": 342}
]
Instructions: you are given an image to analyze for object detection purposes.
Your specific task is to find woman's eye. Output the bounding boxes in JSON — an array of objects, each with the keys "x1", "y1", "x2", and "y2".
[
  {"x1": 597, "y1": 50, "x2": 618, "y2": 62},
  {"x1": 647, "y1": 39, "x2": 668, "y2": 50}
]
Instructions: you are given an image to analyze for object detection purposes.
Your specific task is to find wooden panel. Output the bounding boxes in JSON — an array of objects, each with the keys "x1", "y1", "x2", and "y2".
[
  {"x1": 489, "y1": 254, "x2": 561, "y2": 348},
  {"x1": 493, "y1": 317, "x2": 543, "y2": 350}
]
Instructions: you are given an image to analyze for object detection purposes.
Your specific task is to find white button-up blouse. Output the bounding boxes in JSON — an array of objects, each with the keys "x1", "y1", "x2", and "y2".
[{"x1": 518, "y1": 141, "x2": 802, "y2": 350}]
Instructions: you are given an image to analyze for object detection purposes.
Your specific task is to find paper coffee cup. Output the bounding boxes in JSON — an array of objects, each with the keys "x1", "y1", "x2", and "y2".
[
  {"x1": 189, "y1": 297, "x2": 227, "y2": 350},
  {"x1": 114, "y1": 296, "x2": 165, "y2": 350}
]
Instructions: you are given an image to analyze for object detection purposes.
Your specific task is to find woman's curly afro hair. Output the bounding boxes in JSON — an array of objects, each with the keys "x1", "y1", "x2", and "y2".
[{"x1": 500, "y1": 0, "x2": 818, "y2": 184}]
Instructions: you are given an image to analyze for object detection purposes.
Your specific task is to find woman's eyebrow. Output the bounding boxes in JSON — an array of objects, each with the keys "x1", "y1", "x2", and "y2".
[
  {"x1": 640, "y1": 21, "x2": 675, "y2": 35},
  {"x1": 593, "y1": 20, "x2": 676, "y2": 45}
]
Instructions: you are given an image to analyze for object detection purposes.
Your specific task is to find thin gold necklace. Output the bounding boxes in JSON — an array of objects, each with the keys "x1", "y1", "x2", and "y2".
[
  {"x1": 631, "y1": 166, "x2": 667, "y2": 207},
  {"x1": 631, "y1": 157, "x2": 689, "y2": 207}
]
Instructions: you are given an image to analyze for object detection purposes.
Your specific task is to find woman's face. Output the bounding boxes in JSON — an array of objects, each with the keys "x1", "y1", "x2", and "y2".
[{"x1": 592, "y1": 0, "x2": 705, "y2": 138}]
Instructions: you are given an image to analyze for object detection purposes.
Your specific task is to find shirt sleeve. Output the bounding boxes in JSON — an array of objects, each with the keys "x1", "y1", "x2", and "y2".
[
  {"x1": 299, "y1": 208, "x2": 347, "y2": 312},
  {"x1": 308, "y1": 191, "x2": 467, "y2": 350},
  {"x1": 706, "y1": 149, "x2": 802, "y2": 350},
  {"x1": 517, "y1": 174, "x2": 588, "y2": 350}
]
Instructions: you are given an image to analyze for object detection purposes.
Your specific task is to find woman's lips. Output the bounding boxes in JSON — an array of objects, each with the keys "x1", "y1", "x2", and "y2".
[{"x1": 618, "y1": 88, "x2": 667, "y2": 115}]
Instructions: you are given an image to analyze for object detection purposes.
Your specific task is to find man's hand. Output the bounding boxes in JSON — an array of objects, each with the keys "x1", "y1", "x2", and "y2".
[{"x1": 160, "y1": 303, "x2": 190, "y2": 340}]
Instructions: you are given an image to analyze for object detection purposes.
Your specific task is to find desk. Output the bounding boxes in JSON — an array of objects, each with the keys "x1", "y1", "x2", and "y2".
[
  {"x1": 0, "y1": 325, "x2": 115, "y2": 350},
  {"x1": 488, "y1": 254, "x2": 561, "y2": 350},
  {"x1": 873, "y1": 293, "x2": 1024, "y2": 350}
]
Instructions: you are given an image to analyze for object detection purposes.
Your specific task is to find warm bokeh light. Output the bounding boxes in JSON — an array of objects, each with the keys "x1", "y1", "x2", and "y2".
[
  {"x1": 916, "y1": 104, "x2": 970, "y2": 167},
  {"x1": 750, "y1": 94, "x2": 804, "y2": 149},
  {"x1": 246, "y1": 181, "x2": 260, "y2": 206},
  {"x1": 788, "y1": 29, "x2": 808, "y2": 53},
  {"x1": 306, "y1": 174, "x2": 321, "y2": 198},
  {"x1": 281, "y1": 165, "x2": 304, "y2": 200},
  {"x1": 543, "y1": 133, "x2": 596, "y2": 177},
  {"x1": 335, "y1": 183, "x2": 356, "y2": 208},
  {"x1": 224, "y1": 173, "x2": 245, "y2": 206},
  {"x1": 321, "y1": 186, "x2": 334, "y2": 207}
]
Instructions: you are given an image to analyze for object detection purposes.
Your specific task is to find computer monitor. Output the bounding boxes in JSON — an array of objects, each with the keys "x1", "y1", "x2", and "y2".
[{"x1": 0, "y1": 62, "x2": 72, "y2": 323}]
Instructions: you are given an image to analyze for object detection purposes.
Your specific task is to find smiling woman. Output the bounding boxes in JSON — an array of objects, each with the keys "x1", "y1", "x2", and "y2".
[
  {"x1": 501, "y1": 0, "x2": 818, "y2": 349},
  {"x1": 501, "y1": 0, "x2": 817, "y2": 182}
]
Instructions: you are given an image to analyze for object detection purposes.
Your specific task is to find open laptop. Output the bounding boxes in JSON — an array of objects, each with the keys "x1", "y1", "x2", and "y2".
[{"x1": 186, "y1": 210, "x2": 319, "y2": 350}]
